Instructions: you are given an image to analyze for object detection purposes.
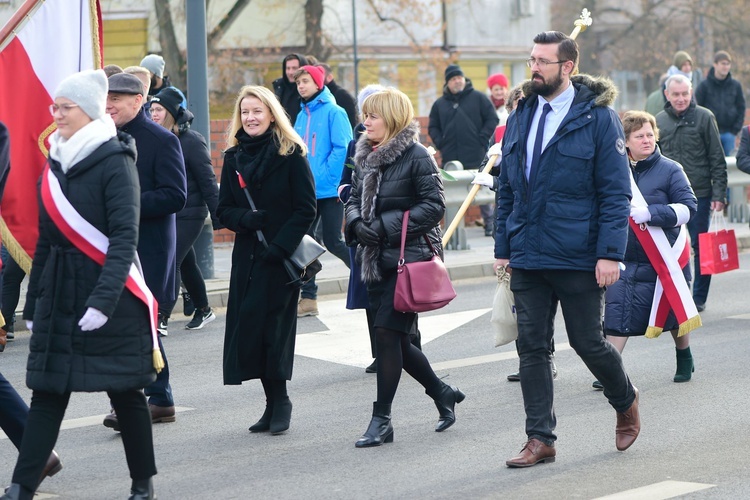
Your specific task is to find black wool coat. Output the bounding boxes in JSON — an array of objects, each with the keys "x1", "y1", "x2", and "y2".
[
  {"x1": 119, "y1": 109, "x2": 187, "y2": 306},
  {"x1": 176, "y1": 126, "x2": 219, "y2": 225},
  {"x1": 217, "y1": 131, "x2": 316, "y2": 383},
  {"x1": 23, "y1": 134, "x2": 156, "y2": 394}
]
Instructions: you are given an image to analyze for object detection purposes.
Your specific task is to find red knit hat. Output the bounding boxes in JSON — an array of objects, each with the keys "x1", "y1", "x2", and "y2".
[
  {"x1": 301, "y1": 65, "x2": 325, "y2": 90},
  {"x1": 487, "y1": 73, "x2": 509, "y2": 89}
]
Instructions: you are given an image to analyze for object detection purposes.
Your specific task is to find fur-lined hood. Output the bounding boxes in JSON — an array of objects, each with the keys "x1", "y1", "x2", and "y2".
[
  {"x1": 521, "y1": 73, "x2": 618, "y2": 108},
  {"x1": 354, "y1": 121, "x2": 421, "y2": 171}
]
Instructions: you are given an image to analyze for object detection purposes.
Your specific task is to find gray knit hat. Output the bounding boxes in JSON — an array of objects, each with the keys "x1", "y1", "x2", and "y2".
[
  {"x1": 140, "y1": 54, "x2": 165, "y2": 78},
  {"x1": 54, "y1": 69, "x2": 108, "y2": 120}
]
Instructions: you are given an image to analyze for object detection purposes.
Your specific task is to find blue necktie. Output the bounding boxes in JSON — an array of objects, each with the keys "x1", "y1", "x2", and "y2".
[{"x1": 528, "y1": 103, "x2": 552, "y2": 184}]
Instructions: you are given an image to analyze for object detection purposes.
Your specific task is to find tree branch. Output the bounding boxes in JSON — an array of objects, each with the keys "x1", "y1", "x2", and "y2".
[{"x1": 208, "y1": 0, "x2": 252, "y2": 50}]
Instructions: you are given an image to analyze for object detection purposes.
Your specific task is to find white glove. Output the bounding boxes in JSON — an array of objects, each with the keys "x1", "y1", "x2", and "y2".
[
  {"x1": 630, "y1": 206, "x2": 651, "y2": 224},
  {"x1": 472, "y1": 172, "x2": 495, "y2": 188},
  {"x1": 487, "y1": 143, "x2": 503, "y2": 166},
  {"x1": 26, "y1": 321, "x2": 33, "y2": 333},
  {"x1": 78, "y1": 307, "x2": 108, "y2": 332}
]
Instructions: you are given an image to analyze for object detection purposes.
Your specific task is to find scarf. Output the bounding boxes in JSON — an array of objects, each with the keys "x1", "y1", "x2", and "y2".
[
  {"x1": 49, "y1": 115, "x2": 117, "y2": 173},
  {"x1": 491, "y1": 97, "x2": 506, "y2": 110},
  {"x1": 234, "y1": 129, "x2": 277, "y2": 186}
]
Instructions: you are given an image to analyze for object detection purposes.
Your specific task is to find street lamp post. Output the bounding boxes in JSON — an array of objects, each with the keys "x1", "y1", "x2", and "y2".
[{"x1": 352, "y1": 0, "x2": 359, "y2": 94}]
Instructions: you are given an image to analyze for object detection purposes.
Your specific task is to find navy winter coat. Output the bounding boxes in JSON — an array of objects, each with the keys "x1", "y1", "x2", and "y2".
[
  {"x1": 119, "y1": 109, "x2": 187, "y2": 306},
  {"x1": 495, "y1": 75, "x2": 631, "y2": 270},
  {"x1": 604, "y1": 147, "x2": 697, "y2": 335}
]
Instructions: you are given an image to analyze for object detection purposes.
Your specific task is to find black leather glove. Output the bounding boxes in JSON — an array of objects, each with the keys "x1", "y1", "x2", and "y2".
[
  {"x1": 261, "y1": 244, "x2": 286, "y2": 263},
  {"x1": 240, "y1": 210, "x2": 267, "y2": 231},
  {"x1": 354, "y1": 220, "x2": 381, "y2": 246}
]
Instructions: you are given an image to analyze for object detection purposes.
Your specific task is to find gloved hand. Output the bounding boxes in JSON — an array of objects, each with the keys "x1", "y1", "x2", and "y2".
[
  {"x1": 472, "y1": 172, "x2": 495, "y2": 188},
  {"x1": 240, "y1": 210, "x2": 267, "y2": 231},
  {"x1": 78, "y1": 307, "x2": 108, "y2": 331},
  {"x1": 261, "y1": 244, "x2": 286, "y2": 263},
  {"x1": 630, "y1": 206, "x2": 651, "y2": 224},
  {"x1": 354, "y1": 220, "x2": 381, "y2": 246},
  {"x1": 487, "y1": 143, "x2": 503, "y2": 166},
  {"x1": 26, "y1": 321, "x2": 33, "y2": 333}
]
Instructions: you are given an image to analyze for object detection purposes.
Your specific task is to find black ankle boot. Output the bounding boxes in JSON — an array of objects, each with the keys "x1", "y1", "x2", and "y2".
[
  {"x1": 269, "y1": 397, "x2": 292, "y2": 435},
  {"x1": 674, "y1": 346, "x2": 694, "y2": 382},
  {"x1": 355, "y1": 402, "x2": 393, "y2": 448},
  {"x1": 426, "y1": 383, "x2": 466, "y2": 432},
  {"x1": 129, "y1": 477, "x2": 155, "y2": 500},
  {"x1": 249, "y1": 402, "x2": 273, "y2": 432},
  {"x1": 1, "y1": 484, "x2": 34, "y2": 500}
]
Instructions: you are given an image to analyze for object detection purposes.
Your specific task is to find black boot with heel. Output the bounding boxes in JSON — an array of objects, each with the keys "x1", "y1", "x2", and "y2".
[
  {"x1": 355, "y1": 402, "x2": 393, "y2": 448},
  {"x1": 128, "y1": 477, "x2": 156, "y2": 500},
  {"x1": 426, "y1": 383, "x2": 466, "y2": 432},
  {"x1": 674, "y1": 346, "x2": 694, "y2": 382},
  {"x1": 249, "y1": 401, "x2": 273, "y2": 432}
]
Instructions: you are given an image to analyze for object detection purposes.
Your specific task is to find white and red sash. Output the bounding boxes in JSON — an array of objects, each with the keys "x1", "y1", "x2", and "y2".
[
  {"x1": 628, "y1": 172, "x2": 702, "y2": 338},
  {"x1": 40, "y1": 166, "x2": 163, "y2": 372}
]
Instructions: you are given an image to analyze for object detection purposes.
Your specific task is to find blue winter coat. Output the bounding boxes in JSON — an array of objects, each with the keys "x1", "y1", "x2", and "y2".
[
  {"x1": 294, "y1": 87, "x2": 353, "y2": 199},
  {"x1": 604, "y1": 147, "x2": 697, "y2": 335},
  {"x1": 495, "y1": 75, "x2": 631, "y2": 270},
  {"x1": 119, "y1": 109, "x2": 187, "y2": 306}
]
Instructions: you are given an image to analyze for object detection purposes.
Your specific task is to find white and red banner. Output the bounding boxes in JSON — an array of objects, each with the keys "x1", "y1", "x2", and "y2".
[{"x1": 0, "y1": 0, "x2": 102, "y2": 271}]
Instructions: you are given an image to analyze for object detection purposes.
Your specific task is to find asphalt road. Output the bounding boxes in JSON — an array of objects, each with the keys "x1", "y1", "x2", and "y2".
[{"x1": 1, "y1": 253, "x2": 750, "y2": 499}]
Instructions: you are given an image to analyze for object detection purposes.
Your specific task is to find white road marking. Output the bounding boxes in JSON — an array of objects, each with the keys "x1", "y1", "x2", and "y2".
[
  {"x1": 432, "y1": 342, "x2": 572, "y2": 371},
  {"x1": 593, "y1": 480, "x2": 714, "y2": 499}
]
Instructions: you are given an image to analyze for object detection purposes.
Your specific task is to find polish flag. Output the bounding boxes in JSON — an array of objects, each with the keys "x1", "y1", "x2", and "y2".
[{"x1": 0, "y1": 0, "x2": 102, "y2": 271}]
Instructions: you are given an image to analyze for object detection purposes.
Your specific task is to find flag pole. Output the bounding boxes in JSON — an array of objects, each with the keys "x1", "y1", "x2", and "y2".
[
  {"x1": 441, "y1": 9, "x2": 593, "y2": 247},
  {"x1": 0, "y1": 0, "x2": 42, "y2": 48}
]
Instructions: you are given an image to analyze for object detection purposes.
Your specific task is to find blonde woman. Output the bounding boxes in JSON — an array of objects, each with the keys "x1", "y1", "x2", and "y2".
[
  {"x1": 345, "y1": 88, "x2": 465, "y2": 448},
  {"x1": 217, "y1": 86, "x2": 316, "y2": 435}
]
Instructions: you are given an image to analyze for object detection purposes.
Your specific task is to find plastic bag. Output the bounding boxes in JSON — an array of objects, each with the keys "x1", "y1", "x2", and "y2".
[{"x1": 491, "y1": 266, "x2": 518, "y2": 347}]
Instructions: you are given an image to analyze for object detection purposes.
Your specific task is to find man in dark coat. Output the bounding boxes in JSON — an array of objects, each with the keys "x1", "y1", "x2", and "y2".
[
  {"x1": 657, "y1": 74, "x2": 727, "y2": 312},
  {"x1": 272, "y1": 53, "x2": 308, "y2": 125},
  {"x1": 320, "y1": 63, "x2": 358, "y2": 129},
  {"x1": 104, "y1": 72, "x2": 187, "y2": 428},
  {"x1": 495, "y1": 31, "x2": 640, "y2": 467},
  {"x1": 428, "y1": 64, "x2": 498, "y2": 170},
  {"x1": 695, "y1": 50, "x2": 746, "y2": 155}
]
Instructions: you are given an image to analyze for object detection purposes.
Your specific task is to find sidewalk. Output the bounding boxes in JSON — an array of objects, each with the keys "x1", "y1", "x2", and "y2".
[{"x1": 206, "y1": 220, "x2": 750, "y2": 308}]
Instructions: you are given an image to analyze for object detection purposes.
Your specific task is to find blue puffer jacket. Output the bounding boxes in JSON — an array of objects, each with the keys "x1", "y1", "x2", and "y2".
[
  {"x1": 294, "y1": 87, "x2": 353, "y2": 199},
  {"x1": 495, "y1": 75, "x2": 632, "y2": 270},
  {"x1": 604, "y1": 147, "x2": 697, "y2": 335}
]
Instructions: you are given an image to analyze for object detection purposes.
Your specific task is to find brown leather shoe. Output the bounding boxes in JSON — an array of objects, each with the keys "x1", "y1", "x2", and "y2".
[
  {"x1": 506, "y1": 438, "x2": 556, "y2": 468},
  {"x1": 38, "y1": 450, "x2": 62, "y2": 487},
  {"x1": 150, "y1": 404, "x2": 176, "y2": 423},
  {"x1": 616, "y1": 387, "x2": 640, "y2": 451}
]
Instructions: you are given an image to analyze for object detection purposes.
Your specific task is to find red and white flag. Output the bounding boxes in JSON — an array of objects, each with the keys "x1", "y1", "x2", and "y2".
[{"x1": 0, "y1": 0, "x2": 102, "y2": 271}]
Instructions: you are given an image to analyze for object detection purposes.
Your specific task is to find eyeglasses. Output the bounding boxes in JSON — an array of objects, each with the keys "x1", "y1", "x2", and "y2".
[
  {"x1": 526, "y1": 58, "x2": 568, "y2": 69},
  {"x1": 49, "y1": 103, "x2": 80, "y2": 116}
]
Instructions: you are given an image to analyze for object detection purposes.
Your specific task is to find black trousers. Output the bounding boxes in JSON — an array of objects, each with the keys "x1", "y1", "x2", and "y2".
[
  {"x1": 511, "y1": 268, "x2": 636, "y2": 445},
  {"x1": 12, "y1": 389, "x2": 156, "y2": 492},
  {"x1": 0, "y1": 371, "x2": 28, "y2": 450}
]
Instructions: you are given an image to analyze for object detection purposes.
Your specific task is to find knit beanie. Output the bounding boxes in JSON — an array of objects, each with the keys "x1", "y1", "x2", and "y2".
[
  {"x1": 444, "y1": 64, "x2": 464, "y2": 83},
  {"x1": 357, "y1": 84, "x2": 385, "y2": 113},
  {"x1": 487, "y1": 73, "x2": 509, "y2": 89},
  {"x1": 151, "y1": 87, "x2": 184, "y2": 120},
  {"x1": 54, "y1": 69, "x2": 108, "y2": 120},
  {"x1": 301, "y1": 65, "x2": 325, "y2": 90},
  {"x1": 673, "y1": 51, "x2": 693, "y2": 69},
  {"x1": 140, "y1": 54, "x2": 165, "y2": 78}
]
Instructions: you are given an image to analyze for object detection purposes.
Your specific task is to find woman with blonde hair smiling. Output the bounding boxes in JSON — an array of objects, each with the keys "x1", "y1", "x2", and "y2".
[
  {"x1": 345, "y1": 87, "x2": 465, "y2": 448},
  {"x1": 217, "y1": 85, "x2": 316, "y2": 435}
]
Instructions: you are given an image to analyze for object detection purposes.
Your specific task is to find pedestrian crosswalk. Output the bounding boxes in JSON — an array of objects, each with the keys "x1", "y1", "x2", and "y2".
[{"x1": 593, "y1": 480, "x2": 714, "y2": 499}]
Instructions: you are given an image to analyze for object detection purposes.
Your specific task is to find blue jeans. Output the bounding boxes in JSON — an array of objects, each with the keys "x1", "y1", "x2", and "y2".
[
  {"x1": 687, "y1": 196, "x2": 712, "y2": 306},
  {"x1": 301, "y1": 197, "x2": 350, "y2": 300},
  {"x1": 720, "y1": 132, "x2": 736, "y2": 156},
  {"x1": 0, "y1": 371, "x2": 28, "y2": 450},
  {"x1": 511, "y1": 269, "x2": 635, "y2": 445}
]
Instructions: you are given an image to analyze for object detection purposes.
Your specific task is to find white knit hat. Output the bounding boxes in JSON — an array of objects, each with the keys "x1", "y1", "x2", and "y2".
[
  {"x1": 54, "y1": 69, "x2": 108, "y2": 120},
  {"x1": 140, "y1": 54, "x2": 165, "y2": 78}
]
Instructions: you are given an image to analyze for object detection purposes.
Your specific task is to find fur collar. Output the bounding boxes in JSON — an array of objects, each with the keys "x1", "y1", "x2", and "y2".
[{"x1": 354, "y1": 121, "x2": 420, "y2": 171}]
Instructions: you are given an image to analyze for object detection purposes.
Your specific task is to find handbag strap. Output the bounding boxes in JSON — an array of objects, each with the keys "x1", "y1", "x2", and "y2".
[
  {"x1": 398, "y1": 210, "x2": 439, "y2": 265},
  {"x1": 235, "y1": 171, "x2": 269, "y2": 249}
]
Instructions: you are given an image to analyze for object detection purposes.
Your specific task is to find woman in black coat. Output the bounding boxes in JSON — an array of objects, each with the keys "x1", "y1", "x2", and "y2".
[
  {"x1": 150, "y1": 87, "x2": 220, "y2": 330},
  {"x1": 603, "y1": 111, "x2": 698, "y2": 385},
  {"x1": 217, "y1": 86, "x2": 316, "y2": 436},
  {"x1": 3, "y1": 70, "x2": 157, "y2": 500},
  {"x1": 345, "y1": 88, "x2": 464, "y2": 448}
]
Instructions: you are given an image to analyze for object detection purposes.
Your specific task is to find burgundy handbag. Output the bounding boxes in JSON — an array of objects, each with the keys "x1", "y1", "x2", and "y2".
[{"x1": 393, "y1": 210, "x2": 457, "y2": 313}]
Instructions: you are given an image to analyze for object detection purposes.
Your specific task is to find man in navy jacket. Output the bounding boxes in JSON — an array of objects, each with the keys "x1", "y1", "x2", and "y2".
[
  {"x1": 104, "y1": 73, "x2": 187, "y2": 427},
  {"x1": 495, "y1": 31, "x2": 640, "y2": 467}
]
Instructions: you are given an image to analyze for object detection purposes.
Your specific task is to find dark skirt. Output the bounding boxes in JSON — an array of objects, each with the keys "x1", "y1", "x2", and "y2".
[{"x1": 366, "y1": 270, "x2": 417, "y2": 335}]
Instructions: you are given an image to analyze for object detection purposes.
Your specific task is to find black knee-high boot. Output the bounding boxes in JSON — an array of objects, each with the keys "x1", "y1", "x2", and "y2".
[
  {"x1": 267, "y1": 380, "x2": 292, "y2": 435},
  {"x1": 249, "y1": 379, "x2": 274, "y2": 433},
  {"x1": 355, "y1": 402, "x2": 394, "y2": 448}
]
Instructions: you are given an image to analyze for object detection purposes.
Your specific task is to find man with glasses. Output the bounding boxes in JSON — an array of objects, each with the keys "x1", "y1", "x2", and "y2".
[{"x1": 494, "y1": 31, "x2": 640, "y2": 467}]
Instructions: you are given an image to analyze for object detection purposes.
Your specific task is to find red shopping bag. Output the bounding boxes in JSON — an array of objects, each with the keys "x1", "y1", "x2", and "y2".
[{"x1": 699, "y1": 229, "x2": 739, "y2": 275}]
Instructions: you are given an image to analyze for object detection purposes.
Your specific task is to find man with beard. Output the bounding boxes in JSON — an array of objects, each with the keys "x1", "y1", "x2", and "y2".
[
  {"x1": 272, "y1": 53, "x2": 308, "y2": 125},
  {"x1": 140, "y1": 54, "x2": 187, "y2": 107},
  {"x1": 494, "y1": 31, "x2": 640, "y2": 467}
]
